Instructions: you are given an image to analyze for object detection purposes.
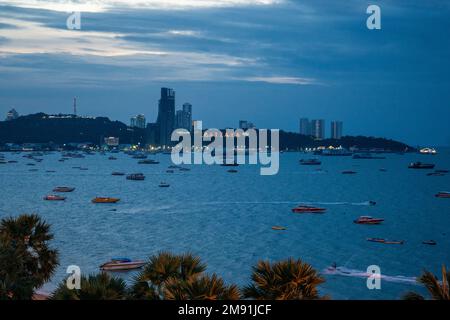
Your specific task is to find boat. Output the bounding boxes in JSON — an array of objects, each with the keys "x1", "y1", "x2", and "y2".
[
  {"x1": 422, "y1": 240, "x2": 437, "y2": 245},
  {"x1": 299, "y1": 159, "x2": 321, "y2": 165},
  {"x1": 419, "y1": 147, "x2": 437, "y2": 155},
  {"x1": 159, "y1": 182, "x2": 170, "y2": 187},
  {"x1": 367, "y1": 238, "x2": 404, "y2": 245},
  {"x1": 342, "y1": 170, "x2": 357, "y2": 174},
  {"x1": 126, "y1": 173, "x2": 145, "y2": 180},
  {"x1": 271, "y1": 226, "x2": 287, "y2": 230},
  {"x1": 100, "y1": 258, "x2": 145, "y2": 271},
  {"x1": 138, "y1": 159, "x2": 159, "y2": 164},
  {"x1": 227, "y1": 169, "x2": 238, "y2": 173},
  {"x1": 319, "y1": 149, "x2": 353, "y2": 156},
  {"x1": 166, "y1": 170, "x2": 174, "y2": 173},
  {"x1": 92, "y1": 197, "x2": 120, "y2": 203},
  {"x1": 108, "y1": 156, "x2": 117, "y2": 160},
  {"x1": 44, "y1": 195, "x2": 66, "y2": 201},
  {"x1": 435, "y1": 191, "x2": 450, "y2": 198},
  {"x1": 111, "y1": 172, "x2": 125, "y2": 176},
  {"x1": 353, "y1": 153, "x2": 386, "y2": 159},
  {"x1": 168, "y1": 165, "x2": 181, "y2": 169},
  {"x1": 408, "y1": 162, "x2": 435, "y2": 169},
  {"x1": 354, "y1": 216, "x2": 384, "y2": 224},
  {"x1": 291, "y1": 205, "x2": 326, "y2": 213},
  {"x1": 53, "y1": 187, "x2": 75, "y2": 192},
  {"x1": 427, "y1": 172, "x2": 445, "y2": 176}
]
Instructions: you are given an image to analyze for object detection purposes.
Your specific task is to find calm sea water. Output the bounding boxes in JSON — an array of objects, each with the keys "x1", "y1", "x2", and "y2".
[{"x1": 0, "y1": 149, "x2": 449, "y2": 299}]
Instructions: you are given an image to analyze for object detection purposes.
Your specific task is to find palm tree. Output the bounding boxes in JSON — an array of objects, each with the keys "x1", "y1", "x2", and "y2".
[
  {"x1": 243, "y1": 258, "x2": 325, "y2": 300},
  {"x1": 129, "y1": 251, "x2": 206, "y2": 300},
  {"x1": 0, "y1": 214, "x2": 58, "y2": 300},
  {"x1": 51, "y1": 273, "x2": 127, "y2": 300},
  {"x1": 403, "y1": 265, "x2": 449, "y2": 300},
  {"x1": 164, "y1": 273, "x2": 240, "y2": 300}
]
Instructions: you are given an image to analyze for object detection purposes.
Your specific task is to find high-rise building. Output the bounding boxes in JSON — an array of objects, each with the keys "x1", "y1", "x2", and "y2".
[
  {"x1": 175, "y1": 110, "x2": 184, "y2": 129},
  {"x1": 175, "y1": 103, "x2": 193, "y2": 132},
  {"x1": 299, "y1": 118, "x2": 311, "y2": 136},
  {"x1": 331, "y1": 121, "x2": 343, "y2": 139},
  {"x1": 182, "y1": 103, "x2": 192, "y2": 132},
  {"x1": 130, "y1": 114, "x2": 146, "y2": 129},
  {"x1": 5, "y1": 108, "x2": 19, "y2": 121},
  {"x1": 136, "y1": 114, "x2": 146, "y2": 129},
  {"x1": 311, "y1": 119, "x2": 325, "y2": 140},
  {"x1": 156, "y1": 87, "x2": 175, "y2": 147}
]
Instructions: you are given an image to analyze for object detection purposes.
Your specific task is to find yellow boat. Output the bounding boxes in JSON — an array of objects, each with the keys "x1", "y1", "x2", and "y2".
[{"x1": 92, "y1": 197, "x2": 120, "y2": 204}]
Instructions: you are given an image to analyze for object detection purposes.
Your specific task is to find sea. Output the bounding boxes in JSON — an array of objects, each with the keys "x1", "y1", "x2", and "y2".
[{"x1": 0, "y1": 149, "x2": 449, "y2": 300}]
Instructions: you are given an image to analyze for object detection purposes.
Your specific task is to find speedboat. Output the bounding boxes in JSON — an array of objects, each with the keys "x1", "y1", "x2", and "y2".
[
  {"x1": 408, "y1": 162, "x2": 435, "y2": 169},
  {"x1": 354, "y1": 216, "x2": 384, "y2": 224},
  {"x1": 291, "y1": 205, "x2": 326, "y2": 213},
  {"x1": 100, "y1": 258, "x2": 145, "y2": 271},
  {"x1": 299, "y1": 159, "x2": 321, "y2": 165},
  {"x1": 271, "y1": 226, "x2": 287, "y2": 230},
  {"x1": 126, "y1": 173, "x2": 145, "y2": 180},
  {"x1": 435, "y1": 191, "x2": 450, "y2": 198},
  {"x1": 44, "y1": 195, "x2": 66, "y2": 201},
  {"x1": 422, "y1": 240, "x2": 437, "y2": 245},
  {"x1": 342, "y1": 170, "x2": 357, "y2": 174},
  {"x1": 367, "y1": 238, "x2": 404, "y2": 245},
  {"x1": 108, "y1": 156, "x2": 117, "y2": 160},
  {"x1": 53, "y1": 186, "x2": 75, "y2": 192},
  {"x1": 427, "y1": 172, "x2": 445, "y2": 176},
  {"x1": 227, "y1": 169, "x2": 238, "y2": 173},
  {"x1": 159, "y1": 182, "x2": 170, "y2": 187},
  {"x1": 91, "y1": 197, "x2": 120, "y2": 203},
  {"x1": 111, "y1": 172, "x2": 125, "y2": 176}
]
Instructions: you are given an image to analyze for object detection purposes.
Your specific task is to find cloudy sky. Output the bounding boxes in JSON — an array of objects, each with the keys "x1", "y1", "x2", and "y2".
[{"x1": 0, "y1": 0, "x2": 449, "y2": 145}]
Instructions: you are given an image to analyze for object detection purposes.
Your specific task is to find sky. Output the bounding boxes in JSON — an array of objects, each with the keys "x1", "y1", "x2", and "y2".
[{"x1": 0, "y1": 0, "x2": 449, "y2": 146}]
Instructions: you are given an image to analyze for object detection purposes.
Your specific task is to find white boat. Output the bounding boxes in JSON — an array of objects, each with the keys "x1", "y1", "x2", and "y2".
[{"x1": 100, "y1": 258, "x2": 145, "y2": 271}]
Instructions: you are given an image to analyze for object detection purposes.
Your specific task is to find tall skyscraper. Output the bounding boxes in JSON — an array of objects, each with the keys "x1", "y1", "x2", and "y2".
[
  {"x1": 331, "y1": 121, "x2": 343, "y2": 139},
  {"x1": 299, "y1": 118, "x2": 311, "y2": 135},
  {"x1": 156, "y1": 87, "x2": 175, "y2": 147},
  {"x1": 182, "y1": 103, "x2": 192, "y2": 132},
  {"x1": 175, "y1": 110, "x2": 184, "y2": 129},
  {"x1": 311, "y1": 119, "x2": 325, "y2": 140}
]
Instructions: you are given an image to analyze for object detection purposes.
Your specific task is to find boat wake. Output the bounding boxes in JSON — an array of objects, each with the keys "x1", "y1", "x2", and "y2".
[{"x1": 323, "y1": 266, "x2": 418, "y2": 285}]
